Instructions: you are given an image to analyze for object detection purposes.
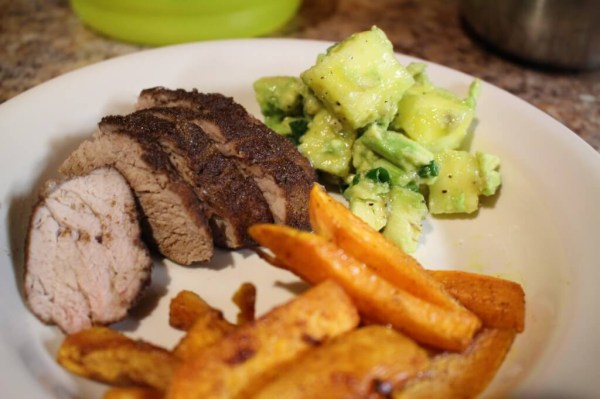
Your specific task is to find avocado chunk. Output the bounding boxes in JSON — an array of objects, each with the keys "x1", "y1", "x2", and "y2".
[
  {"x1": 343, "y1": 174, "x2": 390, "y2": 231},
  {"x1": 254, "y1": 76, "x2": 305, "y2": 134},
  {"x1": 298, "y1": 109, "x2": 356, "y2": 178},
  {"x1": 301, "y1": 26, "x2": 414, "y2": 130},
  {"x1": 391, "y1": 63, "x2": 480, "y2": 153},
  {"x1": 382, "y1": 186, "x2": 428, "y2": 253},
  {"x1": 360, "y1": 124, "x2": 435, "y2": 173},
  {"x1": 352, "y1": 137, "x2": 416, "y2": 187},
  {"x1": 343, "y1": 168, "x2": 429, "y2": 253},
  {"x1": 476, "y1": 151, "x2": 502, "y2": 196},
  {"x1": 253, "y1": 76, "x2": 323, "y2": 138}
]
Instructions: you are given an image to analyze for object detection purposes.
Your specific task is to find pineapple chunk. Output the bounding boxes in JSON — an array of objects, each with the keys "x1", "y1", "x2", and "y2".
[
  {"x1": 301, "y1": 26, "x2": 414, "y2": 130},
  {"x1": 299, "y1": 109, "x2": 356, "y2": 178},
  {"x1": 392, "y1": 63, "x2": 480, "y2": 153},
  {"x1": 428, "y1": 150, "x2": 480, "y2": 214}
]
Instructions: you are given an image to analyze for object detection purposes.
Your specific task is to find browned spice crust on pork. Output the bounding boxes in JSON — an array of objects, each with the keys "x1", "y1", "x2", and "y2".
[
  {"x1": 138, "y1": 88, "x2": 317, "y2": 231},
  {"x1": 101, "y1": 108, "x2": 273, "y2": 249},
  {"x1": 60, "y1": 125, "x2": 214, "y2": 265}
]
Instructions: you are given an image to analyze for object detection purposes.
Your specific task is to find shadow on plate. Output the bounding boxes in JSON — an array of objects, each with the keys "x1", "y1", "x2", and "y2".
[
  {"x1": 274, "y1": 279, "x2": 311, "y2": 296},
  {"x1": 113, "y1": 256, "x2": 172, "y2": 332}
]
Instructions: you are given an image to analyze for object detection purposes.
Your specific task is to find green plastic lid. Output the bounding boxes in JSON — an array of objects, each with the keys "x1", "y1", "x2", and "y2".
[{"x1": 70, "y1": 0, "x2": 301, "y2": 45}]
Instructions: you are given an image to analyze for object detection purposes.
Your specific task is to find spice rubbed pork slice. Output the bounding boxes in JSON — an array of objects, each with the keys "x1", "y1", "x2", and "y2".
[
  {"x1": 24, "y1": 87, "x2": 318, "y2": 335},
  {"x1": 137, "y1": 88, "x2": 317, "y2": 231},
  {"x1": 59, "y1": 117, "x2": 214, "y2": 265},
  {"x1": 24, "y1": 167, "x2": 152, "y2": 334},
  {"x1": 101, "y1": 108, "x2": 274, "y2": 249}
]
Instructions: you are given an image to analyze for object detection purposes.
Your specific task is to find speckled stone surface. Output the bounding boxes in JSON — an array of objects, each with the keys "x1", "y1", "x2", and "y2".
[{"x1": 1, "y1": 0, "x2": 599, "y2": 150}]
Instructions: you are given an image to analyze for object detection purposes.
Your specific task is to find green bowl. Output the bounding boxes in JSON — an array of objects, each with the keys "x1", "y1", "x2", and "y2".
[{"x1": 70, "y1": 0, "x2": 301, "y2": 45}]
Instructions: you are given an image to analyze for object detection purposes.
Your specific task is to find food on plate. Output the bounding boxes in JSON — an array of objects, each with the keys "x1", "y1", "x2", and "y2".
[
  {"x1": 428, "y1": 270, "x2": 525, "y2": 332},
  {"x1": 24, "y1": 82, "x2": 317, "y2": 335},
  {"x1": 57, "y1": 233, "x2": 524, "y2": 399},
  {"x1": 57, "y1": 87, "x2": 315, "y2": 266},
  {"x1": 57, "y1": 326, "x2": 180, "y2": 391},
  {"x1": 170, "y1": 284, "x2": 255, "y2": 360},
  {"x1": 309, "y1": 186, "x2": 525, "y2": 333},
  {"x1": 168, "y1": 290, "x2": 213, "y2": 331},
  {"x1": 167, "y1": 280, "x2": 360, "y2": 399},
  {"x1": 42, "y1": 27, "x2": 522, "y2": 397},
  {"x1": 428, "y1": 149, "x2": 501, "y2": 214},
  {"x1": 172, "y1": 295, "x2": 235, "y2": 361},
  {"x1": 390, "y1": 62, "x2": 479, "y2": 153},
  {"x1": 103, "y1": 387, "x2": 163, "y2": 399},
  {"x1": 300, "y1": 27, "x2": 414, "y2": 131},
  {"x1": 251, "y1": 325, "x2": 429, "y2": 399},
  {"x1": 24, "y1": 167, "x2": 152, "y2": 334},
  {"x1": 254, "y1": 26, "x2": 501, "y2": 253},
  {"x1": 232, "y1": 282, "x2": 257, "y2": 325},
  {"x1": 250, "y1": 185, "x2": 482, "y2": 351},
  {"x1": 250, "y1": 222, "x2": 479, "y2": 352},
  {"x1": 137, "y1": 87, "x2": 317, "y2": 231},
  {"x1": 59, "y1": 116, "x2": 214, "y2": 265},
  {"x1": 249, "y1": 183, "x2": 524, "y2": 395},
  {"x1": 309, "y1": 184, "x2": 468, "y2": 312},
  {"x1": 103, "y1": 108, "x2": 274, "y2": 249},
  {"x1": 393, "y1": 328, "x2": 516, "y2": 399}
]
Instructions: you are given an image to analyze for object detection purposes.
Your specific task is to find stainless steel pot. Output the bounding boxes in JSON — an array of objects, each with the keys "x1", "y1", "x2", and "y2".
[{"x1": 461, "y1": 0, "x2": 600, "y2": 70}]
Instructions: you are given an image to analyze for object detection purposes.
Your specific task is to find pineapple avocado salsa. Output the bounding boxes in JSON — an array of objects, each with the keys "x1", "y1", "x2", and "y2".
[{"x1": 254, "y1": 27, "x2": 501, "y2": 253}]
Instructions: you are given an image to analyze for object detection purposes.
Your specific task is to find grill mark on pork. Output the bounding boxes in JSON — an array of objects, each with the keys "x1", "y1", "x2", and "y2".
[
  {"x1": 102, "y1": 109, "x2": 273, "y2": 249},
  {"x1": 59, "y1": 126, "x2": 213, "y2": 265},
  {"x1": 24, "y1": 168, "x2": 152, "y2": 334},
  {"x1": 137, "y1": 88, "x2": 316, "y2": 231}
]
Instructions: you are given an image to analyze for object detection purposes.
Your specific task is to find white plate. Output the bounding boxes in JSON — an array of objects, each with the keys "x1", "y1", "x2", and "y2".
[{"x1": 1, "y1": 39, "x2": 599, "y2": 398}]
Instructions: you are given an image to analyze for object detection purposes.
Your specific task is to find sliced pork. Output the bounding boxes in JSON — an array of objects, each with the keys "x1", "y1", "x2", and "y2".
[
  {"x1": 59, "y1": 124, "x2": 213, "y2": 265},
  {"x1": 137, "y1": 88, "x2": 317, "y2": 231},
  {"x1": 24, "y1": 167, "x2": 152, "y2": 334},
  {"x1": 101, "y1": 108, "x2": 273, "y2": 249}
]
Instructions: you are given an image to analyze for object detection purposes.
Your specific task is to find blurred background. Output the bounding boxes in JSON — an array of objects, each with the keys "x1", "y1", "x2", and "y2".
[{"x1": 1, "y1": 0, "x2": 598, "y2": 150}]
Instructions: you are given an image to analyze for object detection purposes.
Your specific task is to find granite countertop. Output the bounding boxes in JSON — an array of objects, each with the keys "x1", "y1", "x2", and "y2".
[{"x1": 1, "y1": 0, "x2": 599, "y2": 151}]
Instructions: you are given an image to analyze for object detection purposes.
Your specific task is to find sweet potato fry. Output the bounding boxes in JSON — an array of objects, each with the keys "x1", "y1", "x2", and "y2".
[
  {"x1": 169, "y1": 290, "x2": 212, "y2": 331},
  {"x1": 167, "y1": 280, "x2": 360, "y2": 399},
  {"x1": 57, "y1": 327, "x2": 179, "y2": 391},
  {"x1": 249, "y1": 224, "x2": 481, "y2": 352},
  {"x1": 232, "y1": 282, "x2": 257, "y2": 325},
  {"x1": 252, "y1": 325, "x2": 429, "y2": 399},
  {"x1": 429, "y1": 270, "x2": 526, "y2": 332},
  {"x1": 103, "y1": 387, "x2": 163, "y2": 399},
  {"x1": 173, "y1": 299, "x2": 236, "y2": 360},
  {"x1": 393, "y1": 328, "x2": 516, "y2": 399},
  {"x1": 308, "y1": 185, "x2": 473, "y2": 316}
]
